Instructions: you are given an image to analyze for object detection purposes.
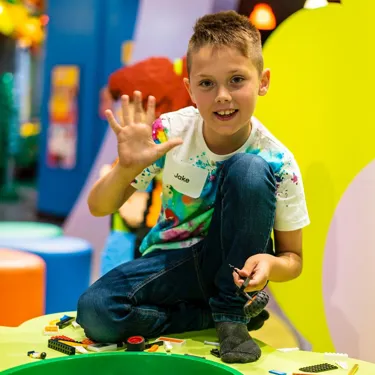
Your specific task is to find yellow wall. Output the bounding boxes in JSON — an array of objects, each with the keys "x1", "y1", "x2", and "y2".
[{"x1": 255, "y1": 1, "x2": 375, "y2": 351}]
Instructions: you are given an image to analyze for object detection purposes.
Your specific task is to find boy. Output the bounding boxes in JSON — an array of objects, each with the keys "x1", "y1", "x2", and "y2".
[{"x1": 77, "y1": 10, "x2": 310, "y2": 364}]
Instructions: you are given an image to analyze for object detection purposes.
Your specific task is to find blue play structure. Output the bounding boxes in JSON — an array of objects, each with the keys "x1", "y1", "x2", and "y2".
[{"x1": 37, "y1": 0, "x2": 140, "y2": 217}]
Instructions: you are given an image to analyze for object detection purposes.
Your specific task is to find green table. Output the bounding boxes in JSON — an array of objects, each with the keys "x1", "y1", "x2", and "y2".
[{"x1": 1, "y1": 312, "x2": 374, "y2": 374}]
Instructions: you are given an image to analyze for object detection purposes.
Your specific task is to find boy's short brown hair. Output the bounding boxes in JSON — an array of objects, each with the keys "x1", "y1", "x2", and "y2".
[{"x1": 187, "y1": 10, "x2": 263, "y2": 76}]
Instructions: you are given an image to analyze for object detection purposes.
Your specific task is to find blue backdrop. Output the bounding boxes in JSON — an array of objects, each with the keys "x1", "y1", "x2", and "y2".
[{"x1": 37, "y1": 0, "x2": 140, "y2": 217}]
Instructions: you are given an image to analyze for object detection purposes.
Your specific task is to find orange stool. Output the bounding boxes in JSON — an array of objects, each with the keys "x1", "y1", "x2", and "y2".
[{"x1": 0, "y1": 248, "x2": 45, "y2": 326}]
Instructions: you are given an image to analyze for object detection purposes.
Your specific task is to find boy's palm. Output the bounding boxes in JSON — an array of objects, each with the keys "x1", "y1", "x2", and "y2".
[
  {"x1": 116, "y1": 121, "x2": 162, "y2": 169},
  {"x1": 105, "y1": 91, "x2": 182, "y2": 172}
]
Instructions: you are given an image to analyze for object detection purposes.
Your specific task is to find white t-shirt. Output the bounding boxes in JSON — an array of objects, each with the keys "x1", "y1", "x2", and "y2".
[{"x1": 132, "y1": 106, "x2": 310, "y2": 255}]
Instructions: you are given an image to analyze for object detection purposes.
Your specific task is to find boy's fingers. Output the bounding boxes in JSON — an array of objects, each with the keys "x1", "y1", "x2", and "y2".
[
  {"x1": 146, "y1": 96, "x2": 156, "y2": 126},
  {"x1": 233, "y1": 272, "x2": 244, "y2": 287},
  {"x1": 133, "y1": 91, "x2": 143, "y2": 124},
  {"x1": 156, "y1": 138, "x2": 183, "y2": 157},
  {"x1": 105, "y1": 110, "x2": 122, "y2": 135},
  {"x1": 236, "y1": 268, "x2": 250, "y2": 278},
  {"x1": 244, "y1": 275, "x2": 266, "y2": 292},
  {"x1": 121, "y1": 95, "x2": 131, "y2": 126}
]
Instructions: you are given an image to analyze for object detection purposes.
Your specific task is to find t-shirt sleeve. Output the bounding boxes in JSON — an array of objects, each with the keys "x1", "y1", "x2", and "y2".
[
  {"x1": 130, "y1": 117, "x2": 169, "y2": 191},
  {"x1": 274, "y1": 156, "x2": 310, "y2": 231}
]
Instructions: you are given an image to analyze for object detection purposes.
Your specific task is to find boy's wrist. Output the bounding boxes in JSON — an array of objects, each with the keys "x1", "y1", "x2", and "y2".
[{"x1": 113, "y1": 162, "x2": 142, "y2": 181}]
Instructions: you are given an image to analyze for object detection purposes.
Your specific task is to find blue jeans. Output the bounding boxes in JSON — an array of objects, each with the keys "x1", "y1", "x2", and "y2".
[{"x1": 77, "y1": 154, "x2": 276, "y2": 342}]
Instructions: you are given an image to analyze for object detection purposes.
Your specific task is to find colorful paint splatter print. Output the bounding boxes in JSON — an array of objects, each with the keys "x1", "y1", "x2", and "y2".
[{"x1": 132, "y1": 107, "x2": 309, "y2": 255}]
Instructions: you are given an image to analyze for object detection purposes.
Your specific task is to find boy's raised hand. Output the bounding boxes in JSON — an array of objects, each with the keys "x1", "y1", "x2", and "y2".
[{"x1": 105, "y1": 91, "x2": 183, "y2": 174}]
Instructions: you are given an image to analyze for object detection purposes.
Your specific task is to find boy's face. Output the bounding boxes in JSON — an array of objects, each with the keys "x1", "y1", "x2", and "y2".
[{"x1": 184, "y1": 45, "x2": 270, "y2": 140}]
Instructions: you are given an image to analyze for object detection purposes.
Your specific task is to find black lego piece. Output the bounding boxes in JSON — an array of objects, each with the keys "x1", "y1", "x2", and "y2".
[
  {"x1": 56, "y1": 317, "x2": 75, "y2": 329},
  {"x1": 48, "y1": 340, "x2": 76, "y2": 355},
  {"x1": 299, "y1": 363, "x2": 338, "y2": 373}
]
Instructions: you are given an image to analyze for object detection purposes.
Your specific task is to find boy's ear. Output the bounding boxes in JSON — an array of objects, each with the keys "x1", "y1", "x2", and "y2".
[
  {"x1": 183, "y1": 78, "x2": 196, "y2": 104},
  {"x1": 258, "y1": 68, "x2": 270, "y2": 96}
]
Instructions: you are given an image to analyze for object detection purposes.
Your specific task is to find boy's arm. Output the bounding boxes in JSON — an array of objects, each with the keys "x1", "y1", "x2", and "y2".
[
  {"x1": 234, "y1": 229, "x2": 303, "y2": 291},
  {"x1": 268, "y1": 228, "x2": 303, "y2": 282},
  {"x1": 89, "y1": 92, "x2": 181, "y2": 218},
  {"x1": 234, "y1": 154, "x2": 309, "y2": 291},
  {"x1": 88, "y1": 162, "x2": 138, "y2": 217},
  {"x1": 266, "y1": 153, "x2": 308, "y2": 282}
]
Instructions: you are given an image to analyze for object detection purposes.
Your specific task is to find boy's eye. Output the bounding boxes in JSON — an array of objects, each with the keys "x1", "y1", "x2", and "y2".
[
  {"x1": 231, "y1": 76, "x2": 245, "y2": 84},
  {"x1": 199, "y1": 80, "x2": 213, "y2": 88}
]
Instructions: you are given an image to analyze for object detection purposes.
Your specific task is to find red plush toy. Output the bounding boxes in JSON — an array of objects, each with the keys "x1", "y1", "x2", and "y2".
[{"x1": 100, "y1": 56, "x2": 193, "y2": 119}]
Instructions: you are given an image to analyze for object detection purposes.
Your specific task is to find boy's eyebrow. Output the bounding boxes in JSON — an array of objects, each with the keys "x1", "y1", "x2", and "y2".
[{"x1": 195, "y1": 69, "x2": 245, "y2": 78}]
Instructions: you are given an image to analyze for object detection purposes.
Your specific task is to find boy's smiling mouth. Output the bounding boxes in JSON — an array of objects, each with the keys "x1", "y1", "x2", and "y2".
[{"x1": 214, "y1": 109, "x2": 239, "y2": 121}]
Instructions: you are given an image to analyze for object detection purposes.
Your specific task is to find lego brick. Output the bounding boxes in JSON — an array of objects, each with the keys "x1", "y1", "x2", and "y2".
[{"x1": 48, "y1": 340, "x2": 76, "y2": 355}]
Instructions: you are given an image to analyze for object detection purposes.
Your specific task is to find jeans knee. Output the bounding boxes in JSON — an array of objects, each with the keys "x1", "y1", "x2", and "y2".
[
  {"x1": 76, "y1": 288, "x2": 124, "y2": 343},
  {"x1": 222, "y1": 153, "x2": 276, "y2": 196}
]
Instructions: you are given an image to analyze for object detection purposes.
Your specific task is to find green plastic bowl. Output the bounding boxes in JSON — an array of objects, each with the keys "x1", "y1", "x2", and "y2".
[{"x1": 1, "y1": 352, "x2": 242, "y2": 375}]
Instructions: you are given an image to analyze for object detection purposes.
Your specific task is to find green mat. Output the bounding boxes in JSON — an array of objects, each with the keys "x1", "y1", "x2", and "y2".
[{"x1": 0, "y1": 222, "x2": 63, "y2": 241}]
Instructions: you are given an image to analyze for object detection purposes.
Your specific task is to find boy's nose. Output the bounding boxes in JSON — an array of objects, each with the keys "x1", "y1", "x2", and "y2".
[{"x1": 215, "y1": 87, "x2": 232, "y2": 103}]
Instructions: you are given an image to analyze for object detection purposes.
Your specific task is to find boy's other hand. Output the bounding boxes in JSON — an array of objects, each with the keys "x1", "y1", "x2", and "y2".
[
  {"x1": 104, "y1": 91, "x2": 183, "y2": 174},
  {"x1": 233, "y1": 254, "x2": 272, "y2": 292},
  {"x1": 118, "y1": 191, "x2": 150, "y2": 228}
]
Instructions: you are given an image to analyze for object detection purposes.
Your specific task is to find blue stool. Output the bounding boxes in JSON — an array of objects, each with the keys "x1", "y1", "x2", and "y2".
[
  {"x1": 1, "y1": 236, "x2": 92, "y2": 314},
  {"x1": 0, "y1": 222, "x2": 63, "y2": 241}
]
